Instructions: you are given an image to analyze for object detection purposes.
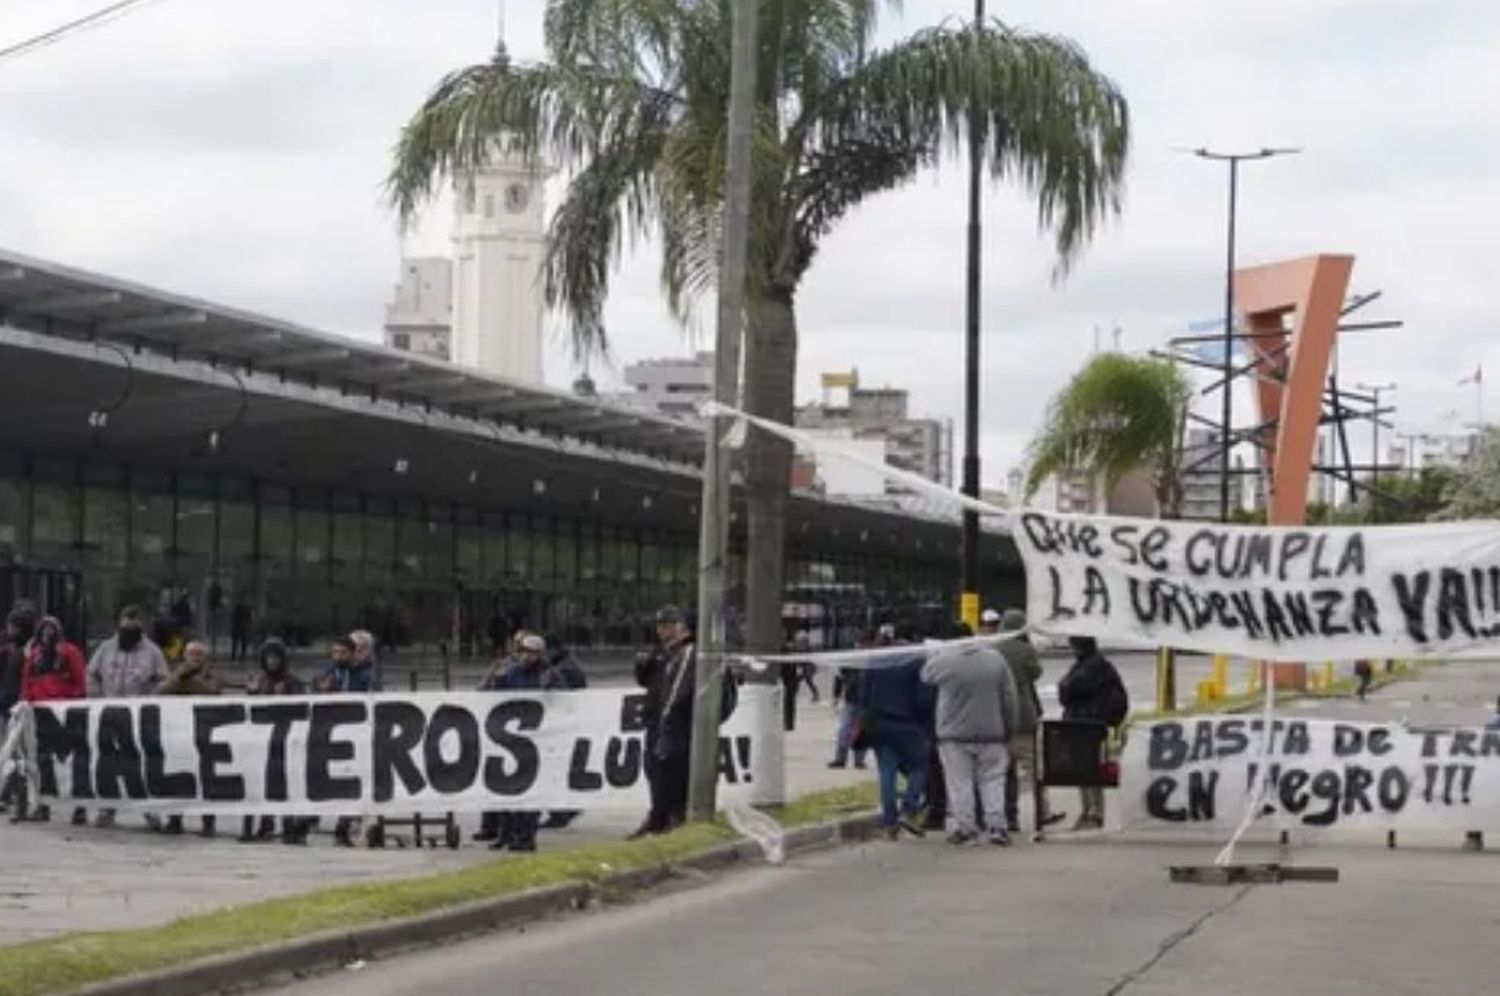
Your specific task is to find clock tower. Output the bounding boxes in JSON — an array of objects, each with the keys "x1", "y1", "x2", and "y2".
[{"x1": 449, "y1": 133, "x2": 550, "y2": 384}]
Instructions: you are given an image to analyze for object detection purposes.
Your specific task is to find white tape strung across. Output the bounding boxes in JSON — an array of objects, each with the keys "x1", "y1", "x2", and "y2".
[
  {"x1": 702, "y1": 401, "x2": 1013, "y2": 522},
  {"x1": 730, "y1": 629, "x2": 1030, "y2": 672}
]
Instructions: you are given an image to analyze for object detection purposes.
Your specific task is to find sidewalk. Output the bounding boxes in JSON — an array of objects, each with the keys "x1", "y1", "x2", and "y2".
[{"x1": 0, "y1": 689, "x2": 862, "y2": 948}]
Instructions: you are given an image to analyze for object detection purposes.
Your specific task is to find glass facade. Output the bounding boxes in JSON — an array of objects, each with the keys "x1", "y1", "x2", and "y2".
[{"x1": 0, "y1": 451, "x2": 979, "y2": 658}]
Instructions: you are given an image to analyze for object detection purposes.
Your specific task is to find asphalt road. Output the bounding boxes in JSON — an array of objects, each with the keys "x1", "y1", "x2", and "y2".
[
  {"x1": 273, "y1": 830, "x2": 1500, "y2": 996},
  {"x1": 271, "y1": 661, "x2": 1500, "y2": 996}
]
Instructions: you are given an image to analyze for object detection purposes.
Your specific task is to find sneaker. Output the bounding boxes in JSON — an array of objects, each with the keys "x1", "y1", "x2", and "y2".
[
  {"x1": 826, "y1": 759, "x2": 848, "y2": 769},
  {"x1": 882, "y1": 825, "x2": 900, "y2": 841},
  {"x1": 94, "y1": 810, "x2": 117, "y2": 829},
  {"x1": 989, "y1": 829, "x2": 1012, "y2": 847},
  {"x1": 1072, "y1": 815, "x2": 1103, "y2": 831},
  {"x1": 946, "y1": 829, "x2": 976, "y2": 846},
  {"x1": 1041, "y1": 811, "x2": 1067, "y2": 828},
  {"x1": 71, "y1": 808, "x2": 87, "y2": 827},
  {"x1": 507, "y1": 838, "x2": 537, "y2": 853}
]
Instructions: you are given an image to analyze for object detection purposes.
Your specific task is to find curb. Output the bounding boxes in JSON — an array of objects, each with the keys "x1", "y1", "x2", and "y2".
[{"x1": 69, "y1": 811, "x2": 882, "y2": 996}]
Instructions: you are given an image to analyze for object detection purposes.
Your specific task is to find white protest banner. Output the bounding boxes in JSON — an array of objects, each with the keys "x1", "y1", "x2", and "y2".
[
  {"x1": 1014, "y1": 509, "x2": 1500, "y2": 660},
  {"x1": 1119, "y1": 716, "x2": 1500, "y2": 833},
  {"x1": 18, "y1": 687, "x2": 781, "y2": 817}
]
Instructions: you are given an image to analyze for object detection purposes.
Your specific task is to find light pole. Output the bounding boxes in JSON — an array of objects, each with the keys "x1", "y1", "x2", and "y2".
[
  {"x1": 1356, "y1": 381, "x2": 1396, "y2": 521},
  {"x1": 959, "y1": 0, "x2": 986, "y2": 632},
  {"x1": 687, "y1": 0, "x2": 757, "y2": 821},
  {"x1": 1188, "y1": 147, "x2": 1300, "y2": 521}
]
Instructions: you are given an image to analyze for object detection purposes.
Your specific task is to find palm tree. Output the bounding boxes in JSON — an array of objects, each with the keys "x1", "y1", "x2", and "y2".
[
  {"x1": 389, "y1": 0, "x2": 1130, "y2": 652},
  {"x1": 1025, "y1": 353, "x2": 1192, "y2": 517}
]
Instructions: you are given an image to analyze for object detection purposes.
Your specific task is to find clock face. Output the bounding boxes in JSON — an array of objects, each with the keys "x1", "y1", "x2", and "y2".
[{"x1": 503, "y1": 183, "x2": 530, "y2": 213}]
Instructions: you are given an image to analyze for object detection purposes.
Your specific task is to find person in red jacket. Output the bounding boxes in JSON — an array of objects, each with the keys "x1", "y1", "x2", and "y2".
[{"x1": 19, "y1": 616, "x2": 87, "y2": 824}]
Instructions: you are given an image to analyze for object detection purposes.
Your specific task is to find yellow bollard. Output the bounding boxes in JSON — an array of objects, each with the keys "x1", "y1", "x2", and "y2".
[
  {"x1": 1211, "y1": 654, "x2": 1229, "y2": 698},
  {"x1": 1322, "y1": 661, "x2": 1335, "y2": 692}
]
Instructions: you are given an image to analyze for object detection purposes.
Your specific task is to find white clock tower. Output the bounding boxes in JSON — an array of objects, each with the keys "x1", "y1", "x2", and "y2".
[{"x1": 449, "y1": 133, "x2": 550, "y2": 384}]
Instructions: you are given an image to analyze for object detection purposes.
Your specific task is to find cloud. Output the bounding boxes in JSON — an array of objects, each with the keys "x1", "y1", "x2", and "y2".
[{"x1": 0, "y1": 0, "x2": 1494, "y2": 487}]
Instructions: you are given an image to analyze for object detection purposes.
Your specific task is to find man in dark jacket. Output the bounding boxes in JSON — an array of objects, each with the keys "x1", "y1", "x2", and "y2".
[
  {"x1": 858, "y1": 634, "x2": 936, "y2": 839},
  {"x1": 1058, "y1": 636, "x2": 1128, "y2": 830},
  {"x1": 490, "y1": 634, "x2": 566, "y2": 851},
  {"x1": 640, "y1": 605, "x2": 736, "y2": 836}
]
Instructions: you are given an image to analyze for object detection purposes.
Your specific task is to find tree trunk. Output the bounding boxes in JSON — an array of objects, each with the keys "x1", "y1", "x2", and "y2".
[{"x1": 742, "y1": 288, "x2": 798, "y2": 654}]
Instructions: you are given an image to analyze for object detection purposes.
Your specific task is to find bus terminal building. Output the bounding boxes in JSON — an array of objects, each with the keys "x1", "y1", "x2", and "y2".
[{"x1": 0, "y1": 248, "x2": 1021, "y2": 658}]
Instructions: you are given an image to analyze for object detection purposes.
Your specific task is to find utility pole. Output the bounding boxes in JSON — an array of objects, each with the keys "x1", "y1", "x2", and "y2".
[
  {"x1": 688, "y1": 0, "x2": 757, "y2": 821},
  {"x1": 1357, "y1": 381, "x2": 1395, "y2": 521},
  {"x1": 1186, "y1": 147, "x2": 1300, "y2": 521},
  {"x1": 959, "y1": 0, "x2": 986, "y2": 633}
]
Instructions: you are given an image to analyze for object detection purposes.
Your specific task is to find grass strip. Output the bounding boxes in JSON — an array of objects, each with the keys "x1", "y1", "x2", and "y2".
[{"x1": 0, "y1": 782, "x2": 877, "y2": 996}]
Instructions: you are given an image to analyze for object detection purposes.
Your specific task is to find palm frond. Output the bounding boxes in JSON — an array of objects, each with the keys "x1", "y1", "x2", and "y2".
[
  {"x1": 1024, "y1": 354, "x2": 1190, "y2": 501},
  {"x1": 814, "y1": 19, "x2": 1129, "y2": 275},
  {"x1": 387, "y1": 58, "x2": 678, "y2": 227}
]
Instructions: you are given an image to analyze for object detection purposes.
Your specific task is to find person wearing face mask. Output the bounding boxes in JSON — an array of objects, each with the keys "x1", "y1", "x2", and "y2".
[
  {"x1": 15, "y1": 615, "x2": 89, "y2": 825},
  {"x1": 85, "y1": 606, "x2": 168, "y2": 829}
]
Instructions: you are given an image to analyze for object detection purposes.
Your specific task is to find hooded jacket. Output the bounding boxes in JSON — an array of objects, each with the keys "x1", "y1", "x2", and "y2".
[
  {"x1": 248, "y1": 637, "x2": 306, "y2": 695},
  {"x1": 87, "y1": 628, "x2": 168, "y2": 698},
  {"x1": 921, "y1": 643, "x2": 1020, "y2": 744},
  {"x1": 21, "y1": 616, "x2": 87, "y2": 703}
]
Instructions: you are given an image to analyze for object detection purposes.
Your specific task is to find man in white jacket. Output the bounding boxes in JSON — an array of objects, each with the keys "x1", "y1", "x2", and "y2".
[{"x1": 921, "y1": 625, "x2": 1019, "y2": 845}]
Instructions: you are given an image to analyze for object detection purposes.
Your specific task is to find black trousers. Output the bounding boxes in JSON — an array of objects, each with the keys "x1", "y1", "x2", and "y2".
[
  {"x1": 649, "y1": 752, "x2": 690, "y2": 833},
  {"x1": 499, "y1": 811, "x2": 539, "y2": 848}
]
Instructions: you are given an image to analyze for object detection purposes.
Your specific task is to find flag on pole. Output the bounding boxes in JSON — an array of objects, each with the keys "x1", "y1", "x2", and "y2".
[{"x1": 1458, "y1": 364, "x2": 1482, "y2": 386}]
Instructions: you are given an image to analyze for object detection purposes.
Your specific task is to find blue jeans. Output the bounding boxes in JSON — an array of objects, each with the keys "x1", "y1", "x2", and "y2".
[
  {"x1": 833, "y1": 703, "x2": 868, "y2": 765},
  {"x1": 873, "y1": 723, "x2": 929, "y2": 826}
]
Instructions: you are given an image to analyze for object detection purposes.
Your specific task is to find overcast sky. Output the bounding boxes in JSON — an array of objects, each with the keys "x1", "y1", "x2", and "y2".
[{"x1": 2, "y1": 0, "x2": 1495, "y2": 487}]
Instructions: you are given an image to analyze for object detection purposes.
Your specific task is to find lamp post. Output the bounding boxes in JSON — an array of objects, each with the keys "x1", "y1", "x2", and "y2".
[
  {"x1": 959, "y1": 0, "x2": 986, "y2": 632},
  {"x1": 687, "y1": 0, "x2": 757, "y2": 821},
  {"x1": 1356, "y1": 381, "x2": 1396, "y2": 521},
  {"x1": 1187, "y1": 147, "x2": 1300, "y2": 521}
]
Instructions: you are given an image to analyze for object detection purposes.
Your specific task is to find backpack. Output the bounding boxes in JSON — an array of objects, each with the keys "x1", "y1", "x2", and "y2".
[{"x1": 1099, "y1": 663, "x2": 1130, "y2": 728}]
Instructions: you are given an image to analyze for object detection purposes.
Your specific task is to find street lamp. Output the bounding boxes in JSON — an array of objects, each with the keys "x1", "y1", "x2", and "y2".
[
  {"x1": 960, "y1": 0, "x2": 986, "y2": 631},
  {"x1": 1356, "y1": 381, "x2": 1396, "y2": 520},
  {"x1": 1186, "y1": 146, "x2": 1301, "y2": 522}
]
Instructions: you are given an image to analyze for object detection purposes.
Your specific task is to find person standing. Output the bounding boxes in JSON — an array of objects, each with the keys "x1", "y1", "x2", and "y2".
[
  {"x1": 316, "y1": 632, "x2": 380, "y2": 845},
  {"x1": 315, "y1": 634, "x2": 380, "y2": 693},
  {"x1": 922, "y1": 624, "x2": 1019, "y2": 846},
  {"x1": 779, "y1": 632, "x2": 812, "y2": 733},
  {"x1": 244, "y1": 637, "x2": 314, "y2": 843},
  {"x1": 230, "y1": 602, "x2": 252, "y2": 662},
  {"x1": 488, "y1": 635, "x2": 566, "y2": 852},
  {"x1": 15, "y1": 615, "x2": 86, "y2": 824},
  {"x1": 642, "y1": 606, "x2": 736, "y2": 835},
  {"x1": 155, "y1": 641, "x2": 223, "y2": 836},
  {"x1": 474, "y1": 634, "x2": 525, "y2": 843},
  {"x1": 86, "y1": 606, "x2": 168, "y2": 828},
  {"x1": 827, "y1": 663, "x2": 869, "y2": 770},
  {"x1": 995, "y1": 609, "x2": 1061, "y2": 833},
  {"x1": 540, "y1": 633, "x2": 587, "y2": 830},
  {"x1": 1057, "y1": 636, "x2": 1129, "y2": 830},
  {"x1": 628, "y1": 621, "x2": 671, "y2": 839},
  {"x1": 0, "y1": 606, "x2": 36, "y2": 816},
  {"x1": 857, "y1": 634, "x2": 934, "y2": 840}
]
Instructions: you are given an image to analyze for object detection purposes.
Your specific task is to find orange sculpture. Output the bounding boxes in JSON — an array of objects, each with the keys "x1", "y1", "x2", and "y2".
[{"x1": 1232, "y1": 254, "x2": 1356, "y2": 687}]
